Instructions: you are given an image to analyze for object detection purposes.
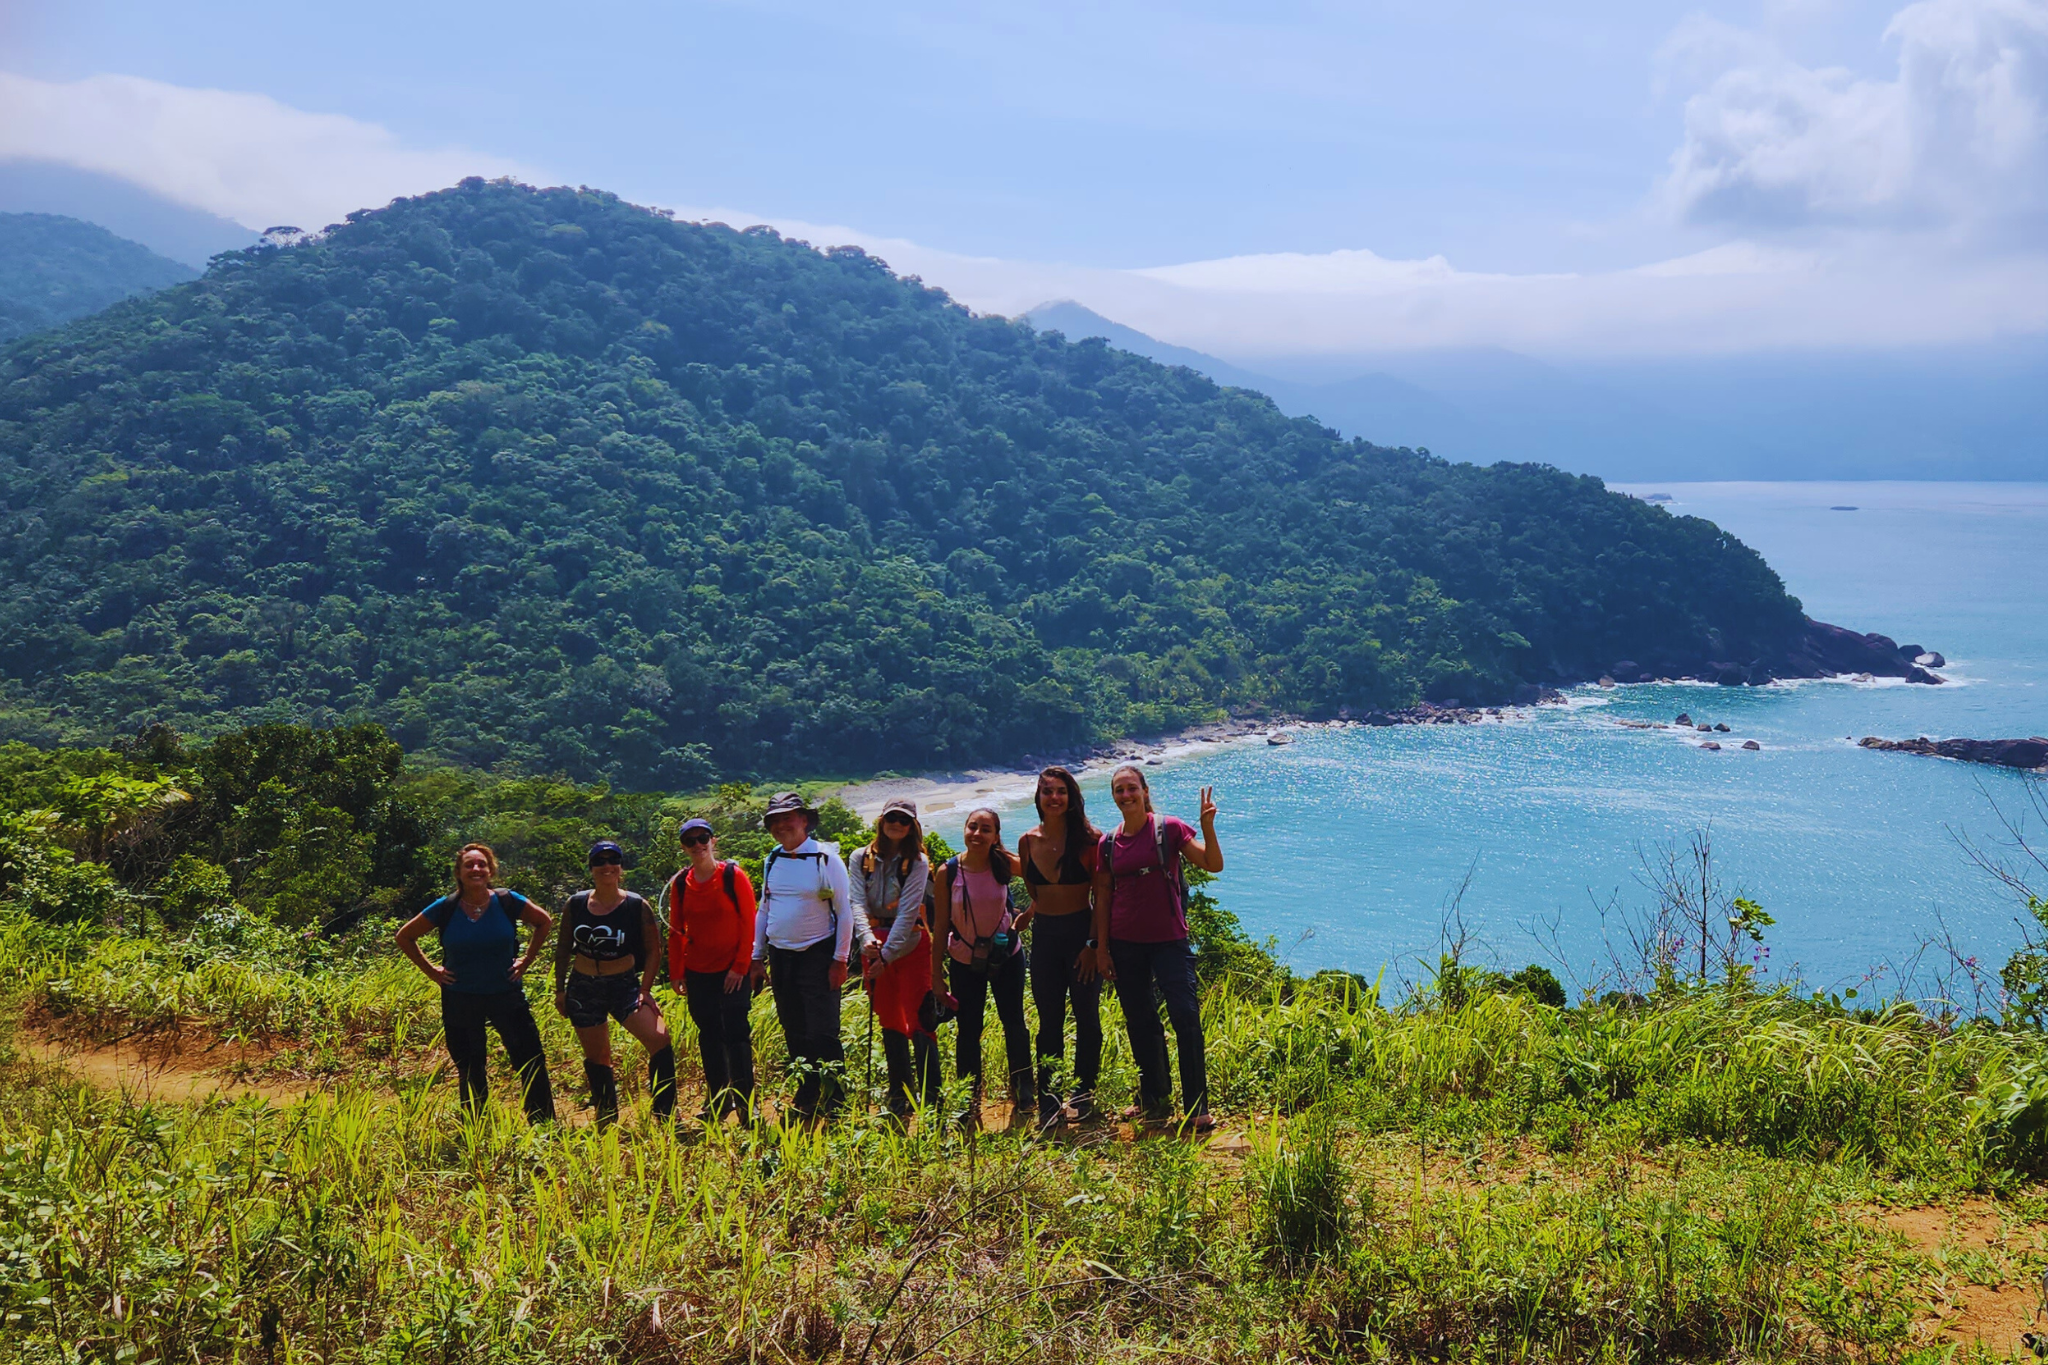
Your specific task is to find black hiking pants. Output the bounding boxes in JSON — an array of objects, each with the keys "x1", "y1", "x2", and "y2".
[
  {"x1": 951, "y1": 947, "x2": 1031, "y2": 1099},
  {"x1": 1108, "y1": 937, "x2": 1208, "y2": 1118},
  {"x1": 1030, "y1": 911, "x2": 1102, "y2": 1109},
  {"x1": 441, "y1": 986, "x2": 555, "y2": 1123},
  {"x1": 768, "y1": 940, "x2": 845, "y2": 1118},
  {"x1": 684, "y1": 968, "x2": 756, "y2": 1118}
]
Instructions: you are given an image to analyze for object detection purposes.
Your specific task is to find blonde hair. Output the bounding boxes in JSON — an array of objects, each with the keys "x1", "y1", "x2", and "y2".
[
  {"x1": 454, "y1": 842, "x2": 499, "y2": 887},
  {"x1": 1109, "y1": 765, "x2": 1155, "y2": 813}
]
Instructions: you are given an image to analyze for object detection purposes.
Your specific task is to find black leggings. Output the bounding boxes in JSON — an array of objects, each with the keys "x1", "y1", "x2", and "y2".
[
  {"x1": 440, "y1": 987, "x2": 554, "y2": 1123},
  {"x1": 1030, "y1": 911, "x2": 1102, "y2": 1103},
  {"x1": 684, "y1": 969, "x2": 756, "y2": 1117},
  {"x1": 768, "y1": 940, "x2": 845, "y2": 1118},
  {"x1": 951, "y1": 948, "x2": 1031, "y2": 1096}
]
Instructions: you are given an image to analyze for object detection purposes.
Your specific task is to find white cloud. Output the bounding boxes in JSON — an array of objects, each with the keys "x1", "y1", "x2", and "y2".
[
  {"x1": 668, "y1": 201, "x2": 2048, "y2": 357},
  {"x1": 1659, "y1": 0, "x2": 2048, "y2": 235},
  {"x1": 3, "y1": 62, "x2": 2044, "y2": 360},
  {"x1": 0, "y1": 71, "x2": 536, "y2": 231}
]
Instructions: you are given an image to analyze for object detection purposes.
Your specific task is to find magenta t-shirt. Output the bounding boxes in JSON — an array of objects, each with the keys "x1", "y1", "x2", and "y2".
[{"x1": 1102, "y1": 816, "x2": 1194, "y2": 943}]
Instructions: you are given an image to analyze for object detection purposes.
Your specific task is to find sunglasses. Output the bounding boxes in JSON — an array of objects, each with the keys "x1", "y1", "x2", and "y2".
[
  {"x1": 880, "y1": 813, "x2": 912, "y2": 827},
  {"x1": 589, "y1": 852, "x2": 624, "y2": 867},
  {"x1": 680, "y1": 831, "x2": 712, "y2": 847}
]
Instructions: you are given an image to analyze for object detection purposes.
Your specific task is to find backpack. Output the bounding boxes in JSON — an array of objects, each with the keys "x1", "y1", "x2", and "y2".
[
  {"x1": 436, "y1": 889, "x2": 523, "y2": 934},
  {"x1": 1101, "y1": 816, "x2": 1185, "y2": 917},
  {"x1": 660, "y1": 861, "x2": 740, "y2": 938},
  {"x1": 764, "y1": 843, "x2": 838, "y2": 936},
  {"x1": 856, "y1": 846, "x2": 931, "y2": 929}
]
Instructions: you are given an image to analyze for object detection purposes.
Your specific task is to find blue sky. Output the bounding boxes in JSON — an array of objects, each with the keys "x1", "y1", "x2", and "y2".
[{"x1": 3, "y1": 0, "x2": 2045, "y2": 358}]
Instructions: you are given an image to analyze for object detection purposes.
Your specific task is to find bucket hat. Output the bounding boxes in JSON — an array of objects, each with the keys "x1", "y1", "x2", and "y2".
[{"x1": 762, "y1": 791, "x2": 819, "y2": 834}]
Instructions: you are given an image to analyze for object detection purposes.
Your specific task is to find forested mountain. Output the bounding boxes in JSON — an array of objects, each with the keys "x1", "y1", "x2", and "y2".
[
  {"x1": 0, "y1": 180, "x2": 1834, "y2": 787},
  {"x1": 0, "y1": 213, "x2": 197, "y2": 345}
]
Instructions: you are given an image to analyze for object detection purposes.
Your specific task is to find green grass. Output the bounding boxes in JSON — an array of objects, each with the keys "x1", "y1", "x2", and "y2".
[{"x1": 5, "y1": 911, "x2": 2048, "y2": 1362}]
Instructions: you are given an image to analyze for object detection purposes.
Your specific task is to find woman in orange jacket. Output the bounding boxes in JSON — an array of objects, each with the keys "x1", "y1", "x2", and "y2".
[{"x1": 665, "y1": 818, "x2": 758, "y2": 1123}]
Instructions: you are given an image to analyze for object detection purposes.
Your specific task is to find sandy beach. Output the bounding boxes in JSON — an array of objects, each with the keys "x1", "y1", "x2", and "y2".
[{"x1": 833, "y1": 717, "x2": 1295, "y2": 821}]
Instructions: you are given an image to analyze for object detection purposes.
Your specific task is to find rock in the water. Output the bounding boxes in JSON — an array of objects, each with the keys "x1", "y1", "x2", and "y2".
[
  {"x1": 1714, "y1": 722, "x2": 1730, "y2": 733},
  {"x1": 1786, "y1": 619, "x2": 1944, "y2": 685},
  {"x1": 1916, "y1": 651, "x2": 1946, "y2": 668},
  {"x1": 1858, "y1": 736, "x2": 2048, "y2": 769},
  {"x1": 1598, "y1": 676, "x2": 1616, "y2": 688},
  {"x1": 1696, "y1": 723, "x2": 1712, "y2": 732},
  {"x1": 1897, "y1": 643, "x2": 1923, "y2": 659},
  {"x1": 1742, "y1": 740, "x2": 1762, "y2": 751},
  {"x1": 1700, "y1": 741, "x2": 1722, "y2": 751},
  {"x1": 1674, "y1": 713, "x2": 1693, "y2": 726}
]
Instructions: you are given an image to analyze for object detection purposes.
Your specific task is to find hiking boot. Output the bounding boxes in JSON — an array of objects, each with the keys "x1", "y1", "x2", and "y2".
[
  {"x1": 1061, "y1": 1089, "x2": 1096, "y2": 1124},
  {"x1": 584, "y1": 1061, "x2": 619, "y2": 1129}
]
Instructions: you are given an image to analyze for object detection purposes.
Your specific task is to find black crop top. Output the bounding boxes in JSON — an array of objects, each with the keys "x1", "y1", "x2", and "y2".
[
  {"x1": 1020, "y1": 831, "x2": 1095, "y2": 888},
  {"x1": 563, "y1": 891, "x2": 651, "y2": 967}
]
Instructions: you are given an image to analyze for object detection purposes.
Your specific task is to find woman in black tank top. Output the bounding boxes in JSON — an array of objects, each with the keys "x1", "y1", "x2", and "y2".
[
  {"x1": 550, "y1": 840, "x2": 674, "y2": 1127},
  {"x1": 1018, "y1": 766, "x2": 1103, "y2": 1126}
]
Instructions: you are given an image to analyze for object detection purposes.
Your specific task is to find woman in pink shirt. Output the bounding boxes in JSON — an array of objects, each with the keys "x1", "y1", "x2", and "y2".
[
  {"x1": 932, "y1": 807, "x2": 1034, "y2": 1130},
  {"x1": 1089, "y1": 767, "x2": 1224, "y2": 1132}
]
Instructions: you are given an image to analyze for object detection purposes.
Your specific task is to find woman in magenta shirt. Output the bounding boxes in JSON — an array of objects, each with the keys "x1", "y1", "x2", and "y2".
[{"x1": 1089, "y1": 767, "x2": 1224, "y2": 1132}]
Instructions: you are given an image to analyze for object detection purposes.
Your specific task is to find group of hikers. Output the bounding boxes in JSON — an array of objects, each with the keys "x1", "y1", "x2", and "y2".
[{"x1": 394, "y1": 764, "x2": 1225, "y2": 1133}]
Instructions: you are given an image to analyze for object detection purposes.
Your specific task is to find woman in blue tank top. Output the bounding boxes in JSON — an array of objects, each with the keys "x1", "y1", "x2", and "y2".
[{"x1": 395, "y1": 842, "x2": 556, "y2": 1123}]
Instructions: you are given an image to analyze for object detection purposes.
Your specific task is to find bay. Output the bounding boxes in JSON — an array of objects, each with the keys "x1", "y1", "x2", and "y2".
[{"x1": 971, "y1": 481, "x2": 2048, "y2": 997}]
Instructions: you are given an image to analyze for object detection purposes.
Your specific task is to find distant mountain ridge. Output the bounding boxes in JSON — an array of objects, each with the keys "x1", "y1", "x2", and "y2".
[
  {"x1": 0, "y1": 212, "x2": 198, "y2": 345},
  {"x1": 1025, "y1": 301, "x2": 2048, "y2": 482},
  {"x1": 0, "y1": 162, "x2": 259, "y2": 268}
]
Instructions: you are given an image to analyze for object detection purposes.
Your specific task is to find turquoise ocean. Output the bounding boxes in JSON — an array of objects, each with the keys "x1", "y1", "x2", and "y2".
[{"x1": 978, "y1": 482, "x2": 2048, "y2": 996}]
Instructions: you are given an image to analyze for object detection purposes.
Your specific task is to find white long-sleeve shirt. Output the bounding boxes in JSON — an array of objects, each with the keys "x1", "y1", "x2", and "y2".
[{"x1": 751, "y1": 838, "x2": 855, "y2": 961}]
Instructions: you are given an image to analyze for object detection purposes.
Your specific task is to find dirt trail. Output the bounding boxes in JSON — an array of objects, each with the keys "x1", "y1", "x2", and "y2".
[
  {"x1": 1881, "y1": 1201, "x2": 2047, "y2": 1351},
  {"x1": 15, "y1": 1026, "x2": 320, "y2": 1105}
]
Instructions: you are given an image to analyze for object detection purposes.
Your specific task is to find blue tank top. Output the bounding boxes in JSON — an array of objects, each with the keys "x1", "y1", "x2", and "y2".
[{"x1": 424, "y1": 891, "x2": 526, "y2": 995}]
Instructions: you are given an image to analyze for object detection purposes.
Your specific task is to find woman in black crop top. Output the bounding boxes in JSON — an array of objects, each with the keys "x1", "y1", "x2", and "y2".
[
  {"x1": 1017, "y1": 766, "x2": 1103, "y2": 1126},
  {"x1": 551, "y1": 840, "x2": 674, "y2": 1127}
]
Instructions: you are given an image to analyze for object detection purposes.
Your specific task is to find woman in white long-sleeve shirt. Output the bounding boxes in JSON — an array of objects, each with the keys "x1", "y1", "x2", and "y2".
[
  {"x1": 746, "y1": 791, "x2": 856, "y2": 1123},
  {"x1": 851, "y1": 798, "x2": 937, "y2": 1123}
]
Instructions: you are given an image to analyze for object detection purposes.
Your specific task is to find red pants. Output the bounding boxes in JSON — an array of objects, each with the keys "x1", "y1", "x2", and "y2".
[{"x1": 867, "y1": 927, "x2": 934, "y2": 1037}]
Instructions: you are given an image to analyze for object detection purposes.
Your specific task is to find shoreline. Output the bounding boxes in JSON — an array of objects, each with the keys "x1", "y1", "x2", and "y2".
[
  {"x1": 834, "y1": 717, "x2": 1292, "y2": 821},
  {"x1": 832, "y1": 665, "x2": 1940, "y2": 821},
  {"x1": 833, "y1": 703, "x2": 1526, "y2": 821}
]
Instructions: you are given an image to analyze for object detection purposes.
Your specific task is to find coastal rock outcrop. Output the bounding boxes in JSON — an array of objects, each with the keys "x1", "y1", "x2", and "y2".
[
  {"x1": 1858, "y1": 736, "x2": 2048, "y2": 769},
  {"x1": 1782, "y1": 620, "x2": 1945, "y2": 685}
]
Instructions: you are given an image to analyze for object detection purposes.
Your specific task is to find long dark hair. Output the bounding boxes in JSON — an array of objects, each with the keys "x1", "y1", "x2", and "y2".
[
  {"x1": 1034, "y1": 765, "x2": 1099, "y2": 850},
  {"x1": 962, "y1": 806, "x2": 1014, "y2": 882}
]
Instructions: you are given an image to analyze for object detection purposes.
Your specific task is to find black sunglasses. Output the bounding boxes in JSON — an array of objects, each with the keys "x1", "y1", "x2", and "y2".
[
  {"x1": 679, "y1": 831, "x2": 712, "y2": 847},
  {"x1": 589, "y1": 852, "x2": 624, "y2": 867},
  {"x1": 880, "y1": 813, "x2": 912, "y2": 826}
]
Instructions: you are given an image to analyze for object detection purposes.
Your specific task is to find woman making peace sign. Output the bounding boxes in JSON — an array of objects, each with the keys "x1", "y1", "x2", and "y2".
[{"x1": 1089, "y1": 772, "x2": 1224, "y2": 1133}]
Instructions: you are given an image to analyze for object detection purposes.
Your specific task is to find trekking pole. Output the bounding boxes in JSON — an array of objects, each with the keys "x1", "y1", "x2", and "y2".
[{"x1": 864, "y1": 984, "x2": 876, "y2": 1119}]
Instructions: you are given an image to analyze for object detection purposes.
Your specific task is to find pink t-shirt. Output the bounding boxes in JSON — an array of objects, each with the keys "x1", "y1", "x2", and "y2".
[
  {"x1": 946, "y1": 859, "x2": 1019, "y2": 964},
  {"x1": 1101, "y1": 816, "x2": 1194, "y2": 943}
]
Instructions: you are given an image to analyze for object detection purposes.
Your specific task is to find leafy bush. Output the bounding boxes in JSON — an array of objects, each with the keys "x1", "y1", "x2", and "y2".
[{"x1": 1248, "y1": 1107, "x2": 1356, "y2": 1272}]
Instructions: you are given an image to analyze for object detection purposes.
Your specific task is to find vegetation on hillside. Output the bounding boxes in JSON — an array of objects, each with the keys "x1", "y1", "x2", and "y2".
[
  {"x1": 0, "y1": 212, "x2": 196, "y2": 345},
  {"x1": 0, "y1": 180, "x2": 1806, "y2": 786},
  {"x1": 7, "y1": 724, "x2": 2048, "y2": 1360}
]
